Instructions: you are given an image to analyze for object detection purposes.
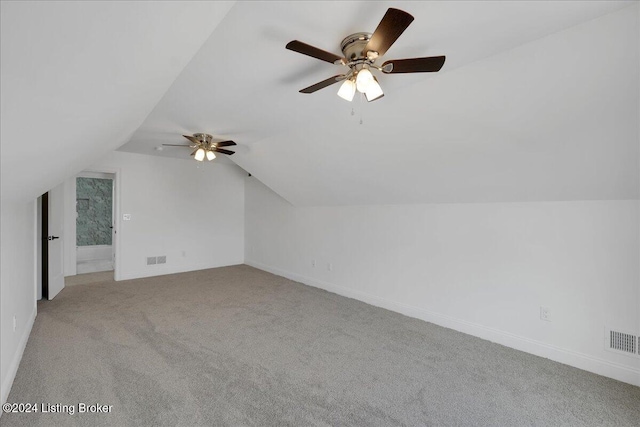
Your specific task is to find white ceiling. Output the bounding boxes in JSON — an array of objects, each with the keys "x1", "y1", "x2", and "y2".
[
  {"x1": 120, "y1": 1, "x2": 639, "y2": 206},
  {"x1": 1, "y1": 1, "x2": 234, "y2": 204},
  {"x1": 2, "y1": 1, "x2": 638, "y2": 207}
]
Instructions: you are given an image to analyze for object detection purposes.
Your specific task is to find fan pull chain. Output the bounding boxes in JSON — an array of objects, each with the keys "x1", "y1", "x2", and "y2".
[{"x1": 349, "y1": 95, "x2": 365, "y2": 124}]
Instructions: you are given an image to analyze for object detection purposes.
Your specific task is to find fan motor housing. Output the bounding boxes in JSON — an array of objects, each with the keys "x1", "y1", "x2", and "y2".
[
  {"x1": 193, "y1": 133, "x2": 213, "y2": 144},
  {"x1": 340, "y1": 32, "x2": 372, "y2": 61}
]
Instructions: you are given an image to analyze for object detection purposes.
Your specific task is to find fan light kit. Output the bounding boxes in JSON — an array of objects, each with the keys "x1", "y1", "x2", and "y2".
[
  {"x1": 286, "y1": 8, "x2": 446, "y2": 102},
  {"x1": 162, "y1": 133, "x2": 236, "y2": 162}
]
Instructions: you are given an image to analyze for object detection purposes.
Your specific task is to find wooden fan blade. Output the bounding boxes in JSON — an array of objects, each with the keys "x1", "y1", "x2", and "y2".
[
  {"x1": 190, "y1": 149, "x2": 198, "y2": 156},
  {"x1": 300, "y1": 75, "x2": 346, "y2": 94},
  {"x1": 183, "y1": 135, "x2": 201, "y2": 145},
  {"x1": 213, "y1": 140, "x2": 236, "y2": 147},
  {"x1": 214, "y1": 148, "x2": 235, "y2": 155},
  {"x1": 381, "y1": 56, "x2": 446, "y2": 73},
  {"x1": 286, "y1": 40, "x2": 344, "y2": 64},
  {"x1": 162, "y1": 144, "x2": 192, "y2": 147},
  {"x1": 363, "y1": 8, "x2": 414, "y2": 58}
]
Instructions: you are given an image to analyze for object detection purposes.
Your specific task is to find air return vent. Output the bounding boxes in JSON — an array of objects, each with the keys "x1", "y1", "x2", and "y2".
[{"x1": 606, "y1": 328, "x2": 637, "y2": 355}]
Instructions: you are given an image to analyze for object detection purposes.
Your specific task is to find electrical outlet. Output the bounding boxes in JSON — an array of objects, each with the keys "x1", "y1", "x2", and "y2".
[
  {"x1": 181, "y1": 251, "x2": 186, "y2": 257},
  {"x1": 13, "y1": 315, "x2": 16, "y2": 332},
  {"x1": 312, "y1": 259, "x2": 316, "y2": 267},
  {"x1": 328, "y1": 263, "x2": 333, "y2": 271},
  {"x1": 540, "y1": 306, "x2": 551, "y2": 322}
]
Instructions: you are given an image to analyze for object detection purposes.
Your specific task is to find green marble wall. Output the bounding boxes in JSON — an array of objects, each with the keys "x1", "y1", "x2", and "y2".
[{"x1": 76, "y1": 177, "x2": 113, "y2": 246}]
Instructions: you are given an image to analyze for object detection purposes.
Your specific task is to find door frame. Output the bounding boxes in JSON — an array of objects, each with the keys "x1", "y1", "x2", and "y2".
[
  {"x1": 73, "y1": 167, "x2": 122, "y2": 281},
  {"x1": 47, "y1": 183, "x2": 66, "y2": 299},
  {"x1": 41, "y1": 192, "x2": 49, "y2": 299}
]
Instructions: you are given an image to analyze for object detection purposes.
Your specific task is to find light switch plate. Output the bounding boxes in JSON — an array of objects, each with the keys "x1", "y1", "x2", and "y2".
[{"x1": 123, "y1": 214, "x2": 131, "y2": 221}]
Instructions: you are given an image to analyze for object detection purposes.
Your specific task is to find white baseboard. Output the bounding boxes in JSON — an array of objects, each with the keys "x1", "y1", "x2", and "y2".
[
  {"x1": 76, "y1": 260, "x2": 113, "y2": 274},
  {"x1": 1, "y1": 305, "x2": 37, "y2": 406},
  {"x1": 117, "y1": 260, "x2": 244, "y2": 281},
  {"x1": 246, "y1": 260, "x2": 640, "y2": 387}
]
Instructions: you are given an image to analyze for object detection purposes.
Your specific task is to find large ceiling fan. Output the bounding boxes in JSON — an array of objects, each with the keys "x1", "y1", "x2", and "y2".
[
  {"x1": 286, "y1": 8, "x2": 445, "y2": 102},
  {"x1": 163, "y1": 133, "x2": 236, "y2": 161}
]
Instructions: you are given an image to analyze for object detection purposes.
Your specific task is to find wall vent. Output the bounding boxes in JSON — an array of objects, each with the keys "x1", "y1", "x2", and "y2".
[
  {"x1": 146, "y1": 256, "x2": 157, "y2": 265},
  {"x1": 606, "y1": 328, "x2": 637, "y2": 355},
  {"x1": 157, "y1": 256, "x2": 166, "y2": 264}
]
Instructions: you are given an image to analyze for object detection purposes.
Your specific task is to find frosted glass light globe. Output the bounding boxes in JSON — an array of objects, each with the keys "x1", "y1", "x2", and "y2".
[
  {"x1": 355, "y1": 68, "x2": 374, "y2": 93},
  {"x1": 337, "y1": 79, "x2": 356, "y2": 101}
]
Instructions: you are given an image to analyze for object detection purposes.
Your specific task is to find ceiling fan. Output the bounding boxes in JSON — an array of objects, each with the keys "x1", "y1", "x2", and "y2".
[
  {"x1": 163, "y1": 133, "x2": 236, "y2": 162},
  {"x1": 286, "y1": 8, "x2": 445, "y2": 102}
]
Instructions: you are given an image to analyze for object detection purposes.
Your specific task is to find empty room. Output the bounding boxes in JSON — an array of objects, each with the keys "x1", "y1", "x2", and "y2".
[{"x1": 1, "y1": 1, "x2": 639, "y2": 426}]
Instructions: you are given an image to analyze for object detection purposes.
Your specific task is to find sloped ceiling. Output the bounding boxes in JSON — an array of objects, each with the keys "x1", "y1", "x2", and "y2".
[
  {"x1": 3, "y1": 2, "x2": 638, "y2": 207},
  {"x1": 1, "y1": 1, "x2": 235, "y2": 204},
  {"x1": 120, "y1": 1, "x2": 638, "y2": 206}
]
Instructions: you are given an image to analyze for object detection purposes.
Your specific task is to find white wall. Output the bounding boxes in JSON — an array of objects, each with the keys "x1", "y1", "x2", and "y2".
[
  {"x1": 245, "y1": 178, "x2": 640, "y2": 386},
  {"x1": 1, "y1": 201, "x2": 37, "y2": 404},
  {"x1": 64, "y1": 151, "x2": 245, "y2": 280}
]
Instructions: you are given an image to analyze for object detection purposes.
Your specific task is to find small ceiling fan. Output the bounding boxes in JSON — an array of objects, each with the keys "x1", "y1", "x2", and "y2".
[
  {"x1": 286, "y1": 8, "x2": 445, "y2": 102},
  {"x1": 163, "y1": 133, "x2": 236, "y2": 161}
]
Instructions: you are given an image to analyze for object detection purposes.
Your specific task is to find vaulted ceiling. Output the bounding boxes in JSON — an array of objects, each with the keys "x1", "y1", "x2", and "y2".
[
  {"x1": 1, "y1": 1, "x2": 234, "y2": 204},
  {"x1": 2, "y1": 1, "x2": 638, "y2": 206}
]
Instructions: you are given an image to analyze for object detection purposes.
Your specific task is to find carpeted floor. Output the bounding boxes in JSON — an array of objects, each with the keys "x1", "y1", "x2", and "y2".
[
  {"x1": 64, "y1": 271, "x2": 113, "y2": 286},
  {"x1": 3, "y1": 265, "x2": 639, "y2": 426}
]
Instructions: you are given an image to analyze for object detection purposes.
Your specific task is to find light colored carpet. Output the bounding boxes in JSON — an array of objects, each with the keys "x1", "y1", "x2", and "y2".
[
  {"x1": 65, "y1": 271, "x2": 114, "y2": 286},
  {"x1": 4, "y1": 265, "x2": 639, "y2": 426}
]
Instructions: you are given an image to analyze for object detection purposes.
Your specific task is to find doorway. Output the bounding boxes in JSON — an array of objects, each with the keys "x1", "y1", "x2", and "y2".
[
  {"x1": 36, "y1": 169, "x2": 120, "y2": 300},
  {"x1": 75, "y1": 172, "x2": 115, "y2": 275}
]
